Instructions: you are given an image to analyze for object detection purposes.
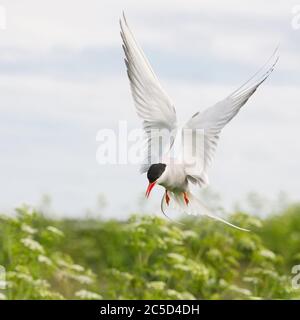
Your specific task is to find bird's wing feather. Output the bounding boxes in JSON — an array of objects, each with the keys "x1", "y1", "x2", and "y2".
[
  {"x1": 182, "y1": 49, "x2": 279, "y2": 186},
  {"x1": 120, "y1": 13, "x2": 177, "y2": 173}
]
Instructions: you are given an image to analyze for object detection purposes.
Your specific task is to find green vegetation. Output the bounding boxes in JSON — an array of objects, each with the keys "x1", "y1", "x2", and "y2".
[{"x1": 0, "y1": 203, "x2": 300, "y2": 300}]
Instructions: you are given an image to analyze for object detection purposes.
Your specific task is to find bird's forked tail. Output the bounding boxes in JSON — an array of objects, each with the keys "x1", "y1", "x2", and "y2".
[{"x1": 161, "y1": 190, "x2": 249, "y2": 231}]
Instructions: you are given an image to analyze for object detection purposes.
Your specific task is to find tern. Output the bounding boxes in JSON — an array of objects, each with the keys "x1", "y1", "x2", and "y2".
[{"x1": 120, "y1": 14, "x2": 279, "y2": 230}]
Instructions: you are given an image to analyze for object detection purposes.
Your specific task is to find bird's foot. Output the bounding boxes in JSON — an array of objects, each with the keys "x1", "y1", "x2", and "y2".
[
  {"x1": 183, "y1": 192, "x2": 189, "y2": 205},
  {"x1": 165, "y1": 190, "x2": 170, "y2": 206}
]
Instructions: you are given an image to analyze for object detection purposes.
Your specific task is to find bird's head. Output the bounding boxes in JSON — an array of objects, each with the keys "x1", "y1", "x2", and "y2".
[{"x1": 145, "y1": 163, "x2": 166, "y2": 198}]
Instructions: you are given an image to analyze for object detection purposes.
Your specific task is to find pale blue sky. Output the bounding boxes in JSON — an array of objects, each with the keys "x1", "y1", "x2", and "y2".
[{"x1": 0, "y1": 0, "x2": 299, "y2": 217}]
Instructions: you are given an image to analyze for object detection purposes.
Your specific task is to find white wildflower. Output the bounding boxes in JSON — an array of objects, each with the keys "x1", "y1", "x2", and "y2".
[
  {"x1": 21, "y1": 237, "x2": 44, "y2": 253},
  {"x1": 182, "y1": 230, "x2": 198, "y2": 239},
  {"x1": 14, "y1": 272, "x2": 33, "y2": 283},
  {"x1": 229, "y1": 285, "x2": 251, "y2": 296},
  {"x1": 249, "y1": 296, "x2": 263, "y2": 300},
  {"x1": 121, "y1": 272, "x2": 134, "y2": 281},
  {"x1": 262, "y1": 269, "x2": 278, "y2": 278},
  {"x1": 166, "y1": 289, "x2": 183, "y2": 299},
  {"x1": 180, "y1": 292, "x2": 196, "y2": 300},
  {"x1": 110, "y1": 269, "x2": 134, "y2": 281},
  {"x1": 70, "y1": 264, "x2": 85, "y2": 272},
  {"x1": 0, "y1": 280, "x2": 6, "y2": 290},
  {"x1": 259, "y1": 249, "x2": 276, "y2": 260},
  {"x1": 71, "y1": 274, "x2": 93, "y2": 285},
  {"x1": 0, "y1": 293, "x2": 6, "y2": 300},
  {"x1": 135, "y1": 227, "x2": 146, "y2": 234},
  {"x1": 46, "y1": 226, "x2": 64, "y2": 237},
  {"x1": 147, "y1": 281, "x2": 166, "y2": 291},
  {"x1": 159, "y1": 226, "x2": 170, "y2": 234},
  {"x1": 21, "y1": 224, "x2": 37, "y2": 235},
  {"x1": 38, "y1": 255, "x2": 53, "y2": 266},
  {"x1": 34, "y1": 279, "x2": 50, "y2": 288},
  {"x1": 39, "y1": 290, "x2": 64, "y2": 300},
  {"x1": 188, "y1": 261, "x2": 209, "y2": 279},
  {"x1": 174, "y1": 264, "x2": 190, "y2": 272},
  {"x1": 56, "y1": 258, "x2": 70, "y2": 268},
  {"x1": 167, "y1": 253, "x2": 185, "y2": 263},
  {"x1": 164, "y1": 237, "x2": 182, "y2": 245},
  {"x1": 243, "y1": 277, "x2": 260, "y2": 285},
  {"x1": 75, "y1": 290, "x2": 102, "y2": 300}
]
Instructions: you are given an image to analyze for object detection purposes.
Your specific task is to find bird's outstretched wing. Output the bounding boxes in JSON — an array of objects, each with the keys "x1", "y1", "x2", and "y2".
[
  {"x1": 120, "y1": 13, "x2": 177, "y2": 173},
  {"x1": 182, "y1": 49, "x2": 279, "y2": 187}
]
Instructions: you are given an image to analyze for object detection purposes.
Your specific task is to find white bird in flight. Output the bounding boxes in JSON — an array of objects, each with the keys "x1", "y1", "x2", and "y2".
[{"x1": 120, "y1": 13, "x2": 279, "y2": 230}]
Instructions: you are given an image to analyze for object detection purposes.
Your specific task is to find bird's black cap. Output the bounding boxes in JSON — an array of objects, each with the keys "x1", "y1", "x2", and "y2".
[{"x1": 147, "y1": 163, "x2": 166, "y2": 183}]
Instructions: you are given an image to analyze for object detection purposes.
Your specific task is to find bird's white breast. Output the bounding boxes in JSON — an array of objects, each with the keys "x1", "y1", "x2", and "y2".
[{"x1": 157, "y1": 163, "x2": 188, "y2": 193}]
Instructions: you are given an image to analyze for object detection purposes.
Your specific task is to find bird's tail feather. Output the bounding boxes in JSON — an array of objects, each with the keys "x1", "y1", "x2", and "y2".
[{"x1": 161, "y1": 191, "x2": 249, "y2": 232}]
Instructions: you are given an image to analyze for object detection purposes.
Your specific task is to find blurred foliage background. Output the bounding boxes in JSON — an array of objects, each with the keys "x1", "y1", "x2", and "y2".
[{"x1": 1, "y1": 197, "x2": 300, "y2": 300}]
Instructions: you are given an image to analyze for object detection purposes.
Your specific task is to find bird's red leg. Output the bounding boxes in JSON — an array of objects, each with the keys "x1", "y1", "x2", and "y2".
[
  {"x1": 183, "y1": 192, "x2": 189, "y2": 205},
  {"x1": 165, "y1": 190, "x2": 170, "y2": 206}
]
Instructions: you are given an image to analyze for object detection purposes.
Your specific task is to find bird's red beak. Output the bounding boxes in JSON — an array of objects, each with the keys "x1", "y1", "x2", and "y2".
[{"x1": 145, "y1": 181, "x2": 156, "y2": 198}]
